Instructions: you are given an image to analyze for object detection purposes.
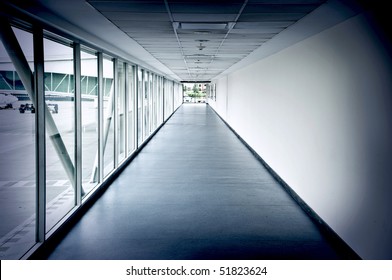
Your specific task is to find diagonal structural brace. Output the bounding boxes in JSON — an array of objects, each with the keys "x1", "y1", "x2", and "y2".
[{"x1": 90, "y1": 83, "x2": 114, "y2": 183}]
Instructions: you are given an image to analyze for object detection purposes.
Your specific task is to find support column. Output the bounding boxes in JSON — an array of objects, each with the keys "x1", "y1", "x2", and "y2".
[
  {"x1": 134, "y1": 65, "x2": 139, "y2": 148},
  {"x1": 113, "y1": 58, "x2": 118, "y2": 168},
  {"x1": 33, "y1": 26, "x2": 46, "y2": 243}
]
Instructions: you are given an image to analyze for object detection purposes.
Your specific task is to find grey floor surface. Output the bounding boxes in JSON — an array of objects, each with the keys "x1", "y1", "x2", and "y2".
[{"x1": 45, "y1": 104, "x2": 352, "y2": 260}]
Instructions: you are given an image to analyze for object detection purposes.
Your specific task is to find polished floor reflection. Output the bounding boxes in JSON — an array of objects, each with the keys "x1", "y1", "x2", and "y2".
[{"x1": 44, "y1": 104, "x2": 357, "y2": 260}]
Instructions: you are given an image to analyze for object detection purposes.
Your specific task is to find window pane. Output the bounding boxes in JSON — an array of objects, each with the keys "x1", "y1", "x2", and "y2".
[
  {"x1": 152, "y1": 74, "x2": 158, "y2": 131},
  {"x1": 0, "y1": 27, "x2": 36, "y2": 259},
  {"x1": 143, "y1": 70, "x2": 149, "y2": 140},
  {"x1": 157, "y1": 77, "x2": 163, "y2": 124},
  {"x1": 103, "y1": 57, "x2": 114, "y2": 177},
  {"x1": 117, "y1": 61, "x2": 126, "y2": 163},
  {"x1": 148, "y1": 72, "x2": 153, "y2": 133},
  {"x1": 127, "y1": 65, "x2": 136, "y2": 154},
  {"x1": 164, "y1": 80, "x2": 173, "y2": 120},
  {"x1": 137, "y1": 68, "x2": 143, "y2": 145},
  {"x1": 81, "y1": 49, "x2": 98, "y2": 196},
  {"x1": 44, "y1": 36, "x2": 76, "y2": 232}
]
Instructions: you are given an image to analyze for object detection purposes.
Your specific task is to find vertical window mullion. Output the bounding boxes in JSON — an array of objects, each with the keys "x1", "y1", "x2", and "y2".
[
  {"x1": 74, "y1": 43, "x2": 82, "y2": 205},
  {"x1": 113, "y1": 58, "x2": 118, "y2": 168},
  {"x1": 134, "y1": 65, "x2": 139, "y2": 148},
  {"x1": 141, "y1": 69, "x2": 144, "y2": 142},
  {"x1": 97, "y1": 52, "x2": 104, "y2": 183},
  {"x1": 124, "y1": 63, "x2": 129, "y2": 157},
  {"x1": 33, "y1": 27, "x2": 46, "y2": 243},
  {"x1": 162, "y1": 78, "x2": 165, "y2": 122}
]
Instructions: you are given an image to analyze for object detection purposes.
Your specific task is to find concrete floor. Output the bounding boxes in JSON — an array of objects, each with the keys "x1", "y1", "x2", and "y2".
[{"x1": 43, "y1": 104, "x2": 355, "y2": 260}]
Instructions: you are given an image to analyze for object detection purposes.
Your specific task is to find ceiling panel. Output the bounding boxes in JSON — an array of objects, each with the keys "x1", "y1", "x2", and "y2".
[
  {"x1": 168, "y1": 3, "x2": 244, "y2": 14},
  {"x1": 172, "y1": 14, "x2": 238, "y2": 22},
  {"x1": 113, "y1": 21, "x2": 173, "y2": 29},
  {"x1": 88, "y1": 2, "x2": 167, "y2": 13},
  {"x1": 87, "y1": 0, "x2": 326, "y2": 81},
  {"x1": 241, "y1": 3, "x2": 320, "y2": 13},
  {"x1": 102, "y1": 12, "x2": 170, "y2": 21},
  {"x1": 247, "y1": 0, "x2": 324, "y2": 3}
]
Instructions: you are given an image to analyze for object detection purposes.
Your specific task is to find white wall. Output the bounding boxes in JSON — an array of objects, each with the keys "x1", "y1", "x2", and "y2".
[{"x1": 209, "y1": 14, "x2": 392, "y2": 259}]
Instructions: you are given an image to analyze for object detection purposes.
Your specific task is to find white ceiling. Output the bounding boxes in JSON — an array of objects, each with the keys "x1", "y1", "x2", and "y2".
[
  {"x1": 4, "y1": 0, "x2": 363, "y2": 82},
  {"x1": 85, "y1": 0, "x2": 326, "y2": 81}
]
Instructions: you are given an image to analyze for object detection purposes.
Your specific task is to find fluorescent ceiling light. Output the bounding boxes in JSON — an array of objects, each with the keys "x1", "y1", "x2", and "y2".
[
  {"x1": 178, "y1": 23, "x2": 228, "y2": 30},
  {"x1": 193, "y1": 31, "x2": 211, "y2": 35},
  {"x1": 185, "y1": 54, "x2": 214, "y2": 59}
]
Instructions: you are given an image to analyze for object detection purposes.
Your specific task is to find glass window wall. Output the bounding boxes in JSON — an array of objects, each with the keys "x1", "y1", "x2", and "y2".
[
  {"x1": 0, "y1": 16, "x2": 182, "y2": 259},
  {"x1": 137, "y1": 68, "x2": 143, "y2": 145},
  {"x1": 0, "y1": 27, "x2": 36, "y2": 259},
  {"x1": 103, "y1": 57, "x2": 114, "y2": 177},
  {"x1": 151, "y1": 74, "x2": 157, "y2": 131},
  {"x1": 127, "y1": 65, "x2": 136, "y2": 154},
  {"x1": 157, "y1": 76, "x2": 163, "y2": 124},
  {"x1": 117, "y1": 61, "x2": 126, "y2": 163},
  {"x1": 164, "y1": 79, "x2": 174, "y2": 121},
  {"x1": 44, "y1": 36, "x2": 76, "y2": 232},
  {"x1": 143, "y1": 70, "x2": 150, "y2": 141},
  {"x1": 81, "y1": 49, "x2": 99, "y2": 196}
]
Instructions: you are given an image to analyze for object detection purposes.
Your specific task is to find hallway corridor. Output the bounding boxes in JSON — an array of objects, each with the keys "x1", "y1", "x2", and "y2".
[{"x1": 43, "y1": 104, "x2": 356, "y2": 260}]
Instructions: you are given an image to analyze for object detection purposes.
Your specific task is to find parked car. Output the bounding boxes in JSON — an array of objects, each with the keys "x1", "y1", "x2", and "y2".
[
  {"x1": 19, "y1": 103, "x2": 35, "y2": 113},
  {"x1": 19, "y1": 103, "x2": 58, "y2": 114}
]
